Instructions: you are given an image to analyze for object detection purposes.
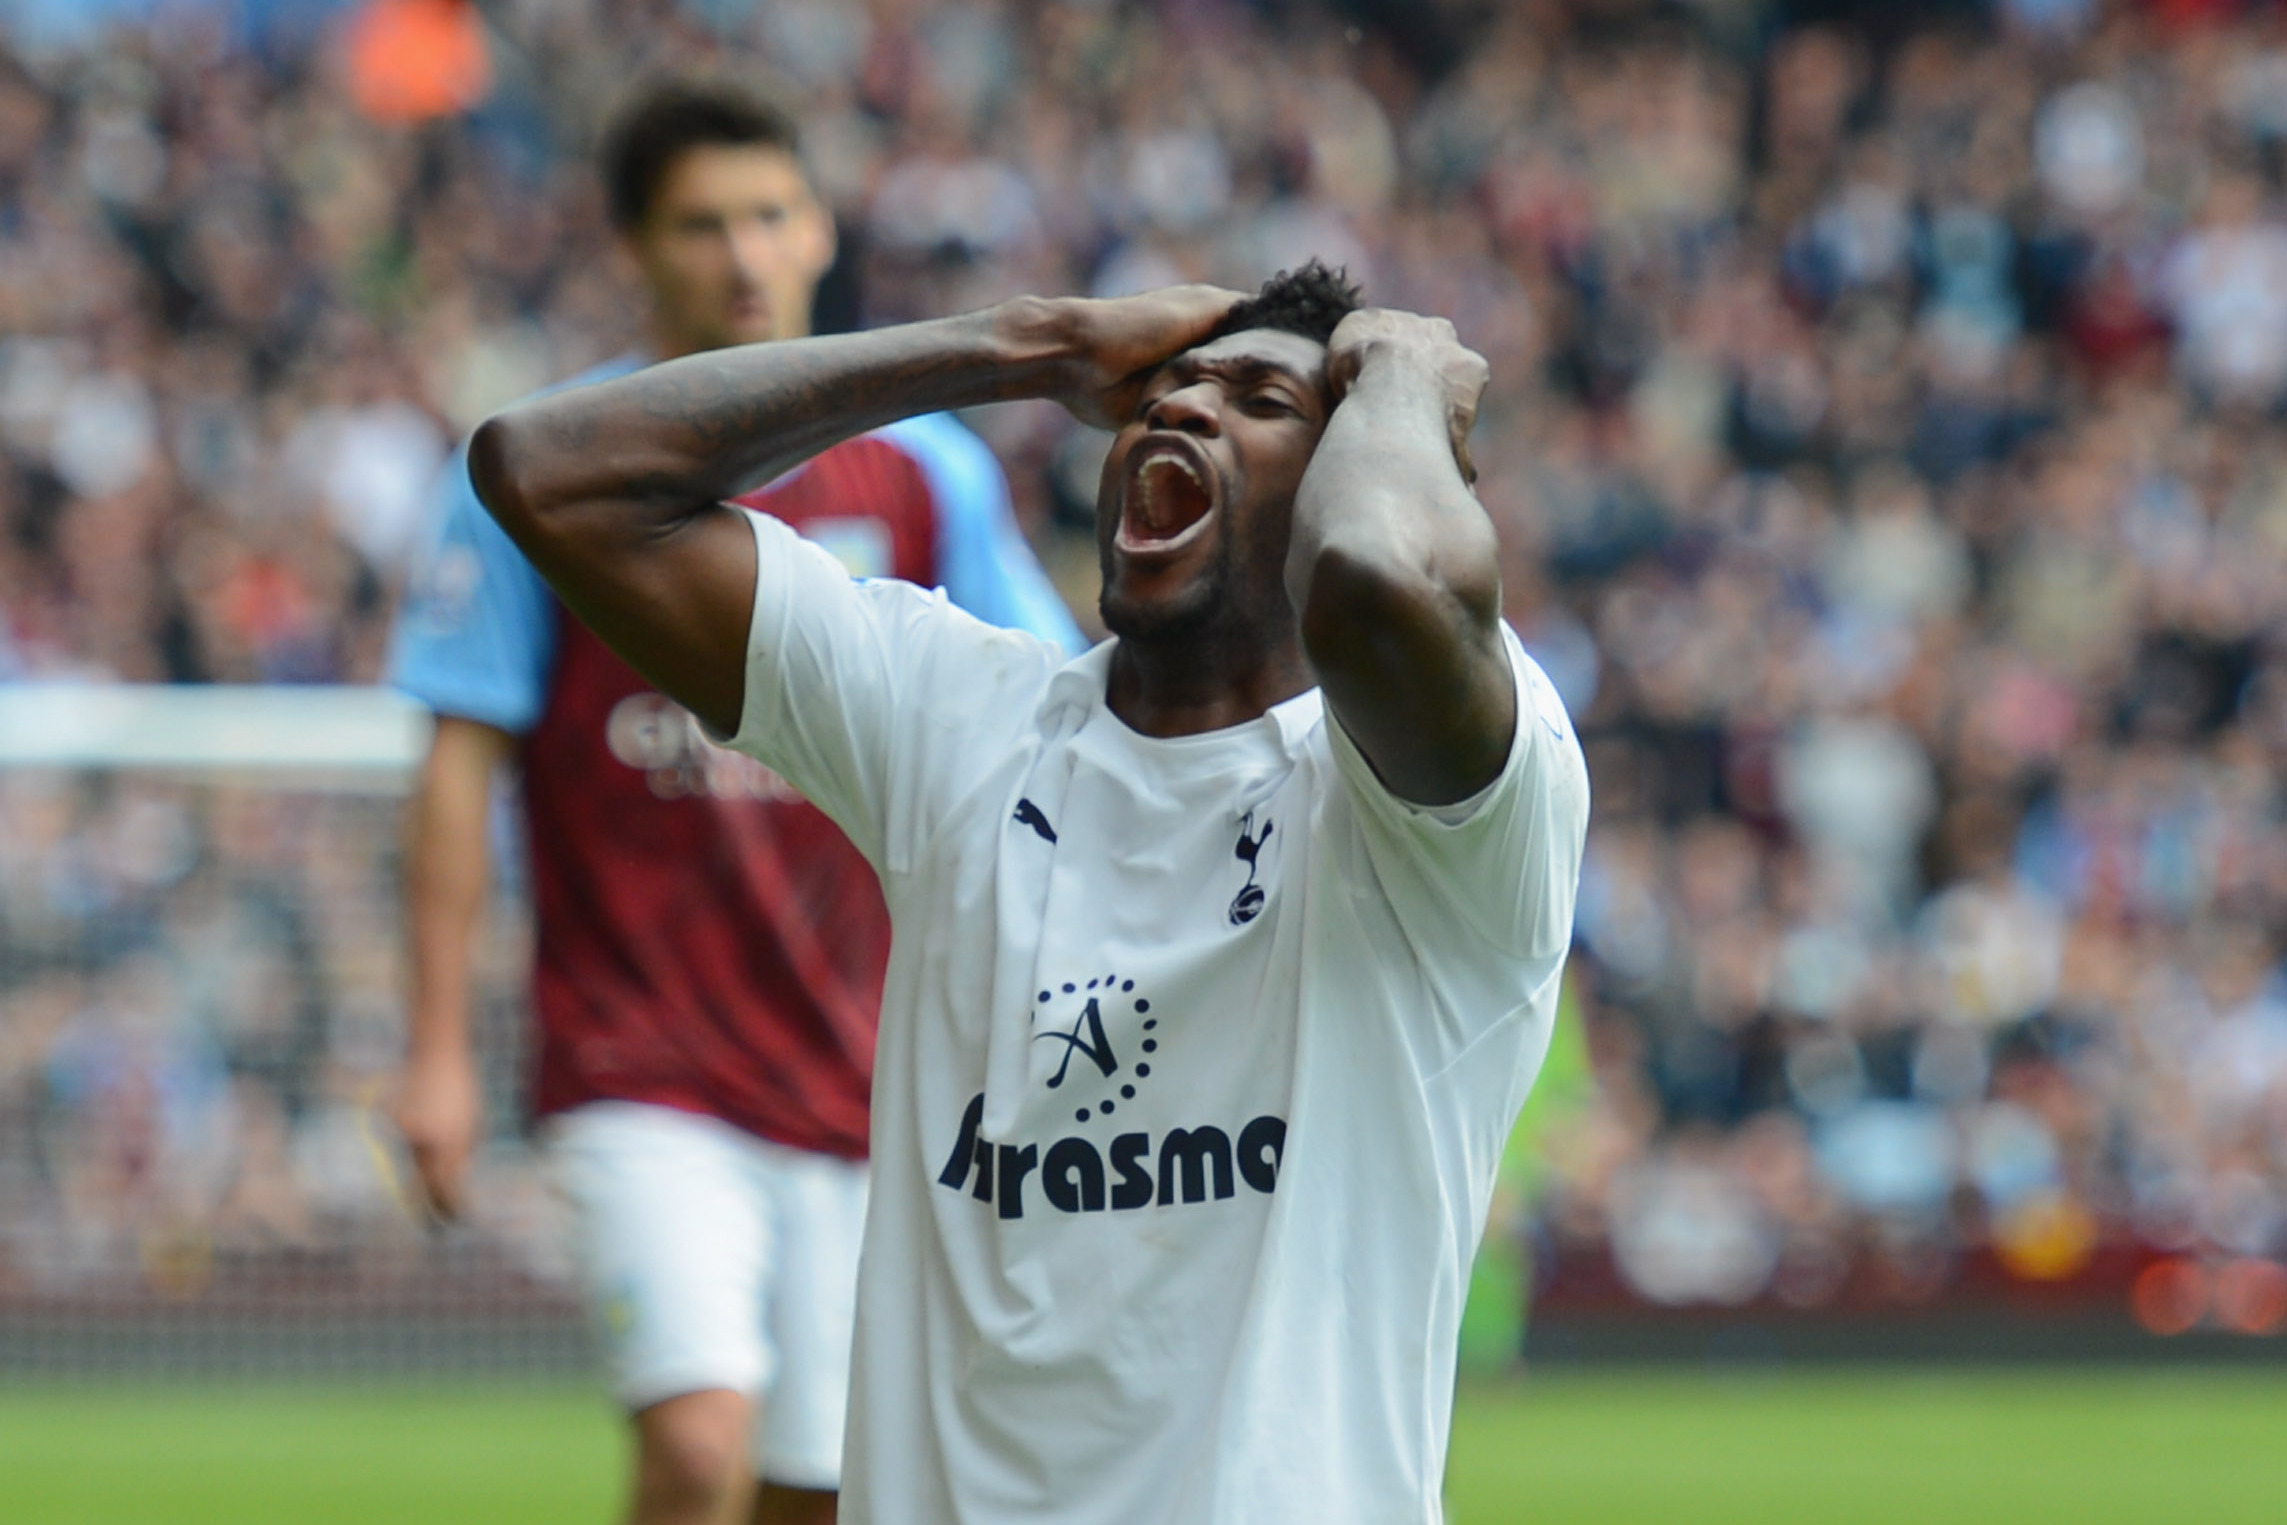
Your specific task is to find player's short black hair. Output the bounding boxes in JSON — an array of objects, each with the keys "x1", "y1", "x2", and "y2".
[
  {"x1": 1209, "y1": 260, "x2": 1363, "y2": 347},
  {"x1": 599, "y1": 77, "x2": 804, "y2": 231}
]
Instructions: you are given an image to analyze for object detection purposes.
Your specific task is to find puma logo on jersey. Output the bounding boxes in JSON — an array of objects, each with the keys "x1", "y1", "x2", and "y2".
[{"x1": 1014, "y1": 798, "x2": 1058, "y2": 843}]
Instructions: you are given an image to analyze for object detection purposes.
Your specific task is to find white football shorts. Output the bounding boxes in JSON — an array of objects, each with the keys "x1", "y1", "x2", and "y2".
[{"x1": 548, "y1": 1100, "x2": 869, "y2": 1489}]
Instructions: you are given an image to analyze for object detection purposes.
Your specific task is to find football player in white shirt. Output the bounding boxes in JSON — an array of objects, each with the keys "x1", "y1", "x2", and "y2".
[{"x1": 467, "y1": 262, "x2": 1588, "y2": 1524}]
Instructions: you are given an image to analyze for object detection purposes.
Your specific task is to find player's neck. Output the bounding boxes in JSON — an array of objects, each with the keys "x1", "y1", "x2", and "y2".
[{"x1": 1105, "y1": 634, "x2": 1312, "y2": 739}]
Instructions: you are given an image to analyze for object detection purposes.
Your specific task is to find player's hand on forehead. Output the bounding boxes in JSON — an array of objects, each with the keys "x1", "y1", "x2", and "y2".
[
  {"x1": 1040, "y1": 284, "x2": 1244, "y2": 430},
  {"x1": 1326, "y1": 308, "x2": 1490, "y2": 484}
]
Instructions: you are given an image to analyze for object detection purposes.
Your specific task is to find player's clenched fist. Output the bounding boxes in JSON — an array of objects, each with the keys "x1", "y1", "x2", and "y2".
[
  {"x1": 1326, "y1": 308, "x2": 1490, "y2": 483},
  {"x1": 1020, "y1": 284, "x2": 1242, "y2": 430}
]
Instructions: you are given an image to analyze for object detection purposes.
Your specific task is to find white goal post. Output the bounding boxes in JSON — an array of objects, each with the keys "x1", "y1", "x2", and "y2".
[{"x1": 0, "y1": 684, "x2": 432, "y2": 785}]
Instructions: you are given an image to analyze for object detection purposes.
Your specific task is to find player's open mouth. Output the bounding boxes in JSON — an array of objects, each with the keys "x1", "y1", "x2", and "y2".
[{"x1": 1116, "y1": 438, "x2": 1218, "y2": 559}]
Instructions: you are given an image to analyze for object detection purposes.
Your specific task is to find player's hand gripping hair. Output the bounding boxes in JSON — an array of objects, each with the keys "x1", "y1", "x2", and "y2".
[
  {"x1": 468, "y1": 288, "x2": 1237, "y2": 736},
  {"x1": 1288, "y1": 308, "x2": 1516, "y2": 806}
]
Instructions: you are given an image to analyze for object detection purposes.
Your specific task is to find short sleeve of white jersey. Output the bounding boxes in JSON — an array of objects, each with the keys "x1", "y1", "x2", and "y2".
[
  {"x1": 1324, "y1": 623, "x2": 1590, "y2": 966},
  {"x1": 721, "y1": 507, "x2": 1061, "y2": 872}
]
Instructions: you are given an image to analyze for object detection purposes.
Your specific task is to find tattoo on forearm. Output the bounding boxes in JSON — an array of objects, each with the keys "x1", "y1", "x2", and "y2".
[
  {"x1": 504, "y1": 317, "x2": 1023, "y2": 545},
  {"x1": 621, "y1": 332, "x2": 1001, "y2": 487}
]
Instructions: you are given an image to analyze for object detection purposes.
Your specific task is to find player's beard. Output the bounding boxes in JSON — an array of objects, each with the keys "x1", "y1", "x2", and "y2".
[
  {"x1": 1099, "y1": 540, "x2": 1228, "y2": 643},
  {"x1": 1099, "y1": 520, "x2": 1297, "y2": 667}
]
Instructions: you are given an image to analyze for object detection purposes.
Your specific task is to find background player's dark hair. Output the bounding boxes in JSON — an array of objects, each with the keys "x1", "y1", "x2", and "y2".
[
  {"x1": 599, "y1": 77, "x2": 804, "y2": 231},
  {"x1": 1210, "y1": 260, "x2": 1363, "y2": 346}
]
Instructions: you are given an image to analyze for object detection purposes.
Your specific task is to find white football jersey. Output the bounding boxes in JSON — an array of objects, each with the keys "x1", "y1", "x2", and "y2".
[{"x1": 724, "y1": 508, "x2": 1589, "y2": 1525}]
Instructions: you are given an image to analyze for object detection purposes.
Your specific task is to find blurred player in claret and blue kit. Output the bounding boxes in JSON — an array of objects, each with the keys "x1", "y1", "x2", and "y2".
[
  {"x1": 467, "y1": 241, "x2": 1589, "y2": 1516},
  {"x1": 384, "y1": 76, "x2": 1082, "y2": 1525}
]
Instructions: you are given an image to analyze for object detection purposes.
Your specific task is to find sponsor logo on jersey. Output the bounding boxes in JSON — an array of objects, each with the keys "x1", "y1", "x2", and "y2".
[
  {"x1": 934, "y1": 975, "x2": 1286, "y2": 1219},
  {"x1": 935, "y1": 1092, "x2": 1286, "y2": 1220},
  {"x1": 604, "y1": 692, "x2": 806, "y2": 803},
  {"x1": 1029, "y1": 974, "x2": 1157, "y2": 1120}
]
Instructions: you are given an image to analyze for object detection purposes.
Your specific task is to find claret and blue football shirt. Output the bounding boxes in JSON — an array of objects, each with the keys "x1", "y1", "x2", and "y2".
[{"x1": 388, "y1": 358, "x2": 1084, "y2": 1159}]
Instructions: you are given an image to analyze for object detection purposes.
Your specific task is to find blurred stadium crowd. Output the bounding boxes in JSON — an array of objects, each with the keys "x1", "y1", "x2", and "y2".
[{"x1": 5, "y1": 0, "x2": 2287, "y2": 1336}]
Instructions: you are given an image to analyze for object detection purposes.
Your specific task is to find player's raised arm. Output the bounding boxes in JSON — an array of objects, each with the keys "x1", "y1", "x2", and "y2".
[
  {"x1": 1285, "y1": 309, "x2": 1515, "y2": 806},
  {"x1": 468, "y1": 288, "x2": 1235, "y2": 737}
]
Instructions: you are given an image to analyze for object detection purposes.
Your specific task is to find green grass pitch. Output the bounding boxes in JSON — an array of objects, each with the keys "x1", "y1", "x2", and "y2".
[{"x1": 1, "y1": 1371, "x2": 2281, "y2": 1523}]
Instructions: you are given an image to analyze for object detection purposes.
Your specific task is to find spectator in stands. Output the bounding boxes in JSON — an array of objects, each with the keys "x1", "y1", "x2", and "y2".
[{"x1": 2, "y1": 0, "x2": 2286, "y2": 1343}]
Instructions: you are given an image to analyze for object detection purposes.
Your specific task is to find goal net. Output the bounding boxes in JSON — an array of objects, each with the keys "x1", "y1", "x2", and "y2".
[{"x1": 0, "y1": 685, "x2": 589, "y2": 1377}]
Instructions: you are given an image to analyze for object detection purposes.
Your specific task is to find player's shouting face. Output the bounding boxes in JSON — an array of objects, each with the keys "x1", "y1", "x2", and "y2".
[{"x1": 1096, "y1": 326, "x2": 1332, "y2": 645}]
